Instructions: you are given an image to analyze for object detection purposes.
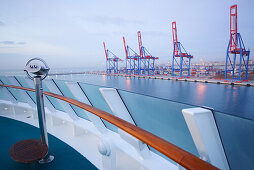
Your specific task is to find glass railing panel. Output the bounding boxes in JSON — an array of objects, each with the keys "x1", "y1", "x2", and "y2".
[
  {"x1": 15, "y1": 76, "x2": 56, "y2": 112},
  {"x1": 8, "y1": 76, "x2": 36, "y2": 107},
  {"x1": 0, "y1": 86, "x2": 7, "y2": 100},
  {"x1": 117, "y1": 89, "x2": 199, "y2": 162},
  {"x1": 45, "y1": 79, "x2": 85, "y2": 120},
  {"x1": 0, "y1": 81, "x2": 17, "y2": 103},
  {"x1": 24, "y1": 78, "x2": 65, "y2": 112},
  {"x1": 53, "y1": 80, "x2": 89, "y2": 120},
  {"x1": 15, "y1": 76, "x2": 36, "y2": 103},
  {"x1": 41, "y1": 80, "x2": 66, "y2": 112},
  {"x1": 214, "y1": 111, "x2": 254, "y2": 170},
  {"x1": 78, "y1": 82, "x2": 118, "y2": 132},
  {"x1": 0, "y1": 76, "x2": 27, "y2": 103}
]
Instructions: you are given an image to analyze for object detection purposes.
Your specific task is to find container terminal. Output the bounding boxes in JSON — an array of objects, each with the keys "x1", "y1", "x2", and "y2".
[{"x1": 99, "y1": 4, "x2": 253, "y2": 85}]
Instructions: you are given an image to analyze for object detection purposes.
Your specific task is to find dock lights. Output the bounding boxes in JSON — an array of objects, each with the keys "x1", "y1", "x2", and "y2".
[{"x1": 24, "y1": 58, "x2": 54, "y2": 163}]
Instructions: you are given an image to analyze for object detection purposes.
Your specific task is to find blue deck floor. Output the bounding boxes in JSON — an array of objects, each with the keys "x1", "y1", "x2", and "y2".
[{"x1": 0, "y1": 116, "x2": 98, "y2": 170}]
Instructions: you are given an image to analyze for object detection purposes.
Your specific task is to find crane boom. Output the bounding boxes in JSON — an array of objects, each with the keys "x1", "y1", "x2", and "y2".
[
  {"x1": 103, "y1": 42, "x2": 108, "y2": 60},
  {"x1": 230, "y1": 5, "x2": 237, "y2": 53},
  {"x1": 123, "y1": 37, "x2": 128, "y2": 59},
  {"x1": 137, "y1": 31, "x2": 143, "y2": 58},
  {"x1": 172, "y1": 21, "x2": 178, "y2": 56}
]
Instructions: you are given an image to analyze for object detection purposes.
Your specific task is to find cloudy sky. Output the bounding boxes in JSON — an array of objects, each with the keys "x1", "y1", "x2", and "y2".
[{"x1": 0, "y1": 0, "x2": 253, "y2": 70}]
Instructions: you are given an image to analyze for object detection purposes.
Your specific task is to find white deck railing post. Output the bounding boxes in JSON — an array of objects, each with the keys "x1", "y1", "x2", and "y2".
[
  {"x1": 100, "y1": 88, "x2": 151, "y2": 159},
  {"x1": 98, "y1": 136, "x2": 116, "y2": 170},
  {"x1": 182, "y1": 107, "x2": 229, "y2": 170}
]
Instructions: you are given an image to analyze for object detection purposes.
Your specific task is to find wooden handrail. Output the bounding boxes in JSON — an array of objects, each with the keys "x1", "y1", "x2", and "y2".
[{"x1": 0, "y1": 84, "x2": 218, "y2": 170}]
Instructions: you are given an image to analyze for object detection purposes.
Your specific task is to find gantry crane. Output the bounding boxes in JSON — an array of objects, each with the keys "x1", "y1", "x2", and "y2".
[
  {"x1": 123, "y1": 36, "x2": 139, "y2": 75},
  {"x1": 137, "y1": 31, "x2": 158, "y2": 75},
  {"x1": 171, "y1": 22, "x2": 193, "y2": 77},
  {"x1": 225, "y1": 5, "x2": 250, "y2": 81},
  {"x1": 103, "y1": 42, "x2": 121, "y2": 74}
]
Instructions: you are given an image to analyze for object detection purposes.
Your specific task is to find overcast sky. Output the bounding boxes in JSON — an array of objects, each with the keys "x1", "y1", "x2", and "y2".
[{"x1": 0, "y1": 0, "x2": 253, "y2": 70}]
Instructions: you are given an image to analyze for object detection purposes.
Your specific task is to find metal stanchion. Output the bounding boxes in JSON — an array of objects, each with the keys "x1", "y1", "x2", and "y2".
[{"x1": 24, "y1": 58, "x2": 54, "y2": 163}]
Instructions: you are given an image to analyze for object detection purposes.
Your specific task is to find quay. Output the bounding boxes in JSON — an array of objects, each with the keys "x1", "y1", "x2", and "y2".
[{"x1": 49, "y1": 72, "x2": 254, "y2": 87}]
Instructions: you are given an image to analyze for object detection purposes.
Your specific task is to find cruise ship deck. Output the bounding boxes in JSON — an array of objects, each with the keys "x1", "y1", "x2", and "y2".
[
  {"x1": 0, "y1": 116, "x2": 97, "y2": 170},
  {"x1": 0, "y1": 73, "x2": 253, "y2": 170}
]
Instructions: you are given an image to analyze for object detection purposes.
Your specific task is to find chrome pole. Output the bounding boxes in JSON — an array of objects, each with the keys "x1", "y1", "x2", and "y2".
[
  {"x1": 25, "y1": 58, "x2": 54, "y2": 163},
  {"x1": 34, "y1": 76, "x2": 48, "y2": 146},
  {"x1": 34, "y1": 76, "x2": 54, "y2": 163}
]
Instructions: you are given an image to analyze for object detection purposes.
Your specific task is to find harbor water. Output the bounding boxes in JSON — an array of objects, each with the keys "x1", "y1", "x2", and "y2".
[{"x1": 52, "y1": 73, "x2": 254, "y2": 121}]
